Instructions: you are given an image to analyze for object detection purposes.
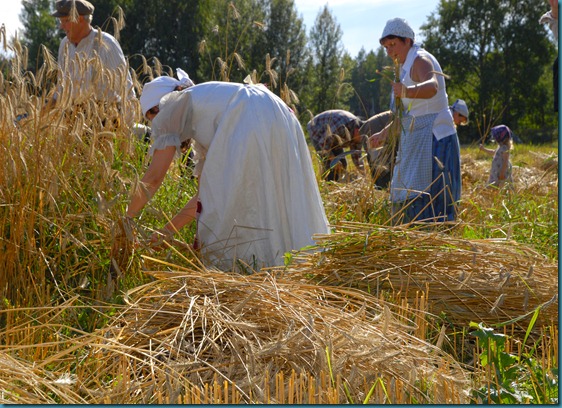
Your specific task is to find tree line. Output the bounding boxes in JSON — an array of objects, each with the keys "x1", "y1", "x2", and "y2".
[{"x1": 11, "y1": 0, "x2": 559, "y2": 142}]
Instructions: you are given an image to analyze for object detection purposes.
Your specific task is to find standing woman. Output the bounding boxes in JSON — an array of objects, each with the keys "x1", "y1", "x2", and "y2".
[
  {"x1": 369, "y1": 18, "x2": 461, "y2": 224},
  {"x1": 119, "y1": 76, "x2": 330, "y2": 270}
]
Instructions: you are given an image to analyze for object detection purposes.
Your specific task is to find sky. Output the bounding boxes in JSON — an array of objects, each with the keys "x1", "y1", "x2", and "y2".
[
  {"x1": 293, "y1": 0, "x2": 441, "y2": 55},
  {"x1": 1, "y1": 0, "x2": 441, "y2": 57}
]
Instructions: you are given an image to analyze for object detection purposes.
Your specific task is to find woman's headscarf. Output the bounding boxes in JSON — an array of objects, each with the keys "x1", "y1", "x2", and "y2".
[
  {"x1": 140, "y1": 68, "x2": 194, "y2": 116},
  {"x1": 491, "y1": 125, "x2": 512, "y2": 144}
]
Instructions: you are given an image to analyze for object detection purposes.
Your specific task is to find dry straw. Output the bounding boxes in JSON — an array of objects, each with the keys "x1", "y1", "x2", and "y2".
[
  {"x1": 0, "y1": 265, "x2": 470, "y2": 404},
  {"x1": 88, "y1": 267, "x2": 470, "y2": 403},
  {"x1": 287, "y1": 222, "x2": 557, "y2": 334}
]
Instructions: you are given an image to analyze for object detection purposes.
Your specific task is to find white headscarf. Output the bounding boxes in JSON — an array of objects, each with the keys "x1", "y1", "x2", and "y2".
[
  {"x1": 140, "y1": 68, "x2": 195, "y2": 116},
  {"x1": 450, "y1": 99, "x2": 469, "y2": 123},
  {"x1": 379, "y1": 17, "x2": 415, "y2": 43}
]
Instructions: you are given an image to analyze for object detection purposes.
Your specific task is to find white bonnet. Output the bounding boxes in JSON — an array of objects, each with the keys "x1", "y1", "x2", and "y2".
[
  {"x1": 380, "y1": 18, "x2": 415, "y2": 43},
  {"x1": 140, "y1": 68, "x2": 195, "y2": 116}
]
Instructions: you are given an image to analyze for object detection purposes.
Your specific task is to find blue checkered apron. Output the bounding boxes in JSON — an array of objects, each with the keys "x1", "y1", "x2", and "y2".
[{"x1": 391, "y1": 113, "x2": 436, "y2": 203}]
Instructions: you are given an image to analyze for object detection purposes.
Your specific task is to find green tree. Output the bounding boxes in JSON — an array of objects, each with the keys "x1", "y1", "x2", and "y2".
[
  {"x1": 194, "y1": 0, "x2": 309, "y2": 110},
  {"x1": 95, "y1": 0, "x2": 207, "y2": 82},
  {"x1": 20, "y1": 0, "x2": 61, "y2": 72},
  {"x1": 348, "y1": 47, "x2": 392, "y2": 119},
  {"x1": 306, "y1": 4, "x2": 346, "y2": 114},
  {"x1": 196, "y1": 0, "x2": 267, "y2": 83},
  {"x1": 256, "y1": 0, "x2": 309, "y2": 105},
  {"x1": 420, "y1": 0, "x2": 556, "y2": 142}
]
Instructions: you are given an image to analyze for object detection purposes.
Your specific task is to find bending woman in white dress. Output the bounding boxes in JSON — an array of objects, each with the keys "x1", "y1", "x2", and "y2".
[{"x1": 123, "y1": 74, "x2": 330, "y2": 270}]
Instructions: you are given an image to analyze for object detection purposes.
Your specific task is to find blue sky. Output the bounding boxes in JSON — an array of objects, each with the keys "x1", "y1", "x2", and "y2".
[
  {"x1": 293, "y1": 0, "x2": 441, "y2": 56},
  {"x1": 2, "y1": 0, "x2": 441, "y2": 57}
]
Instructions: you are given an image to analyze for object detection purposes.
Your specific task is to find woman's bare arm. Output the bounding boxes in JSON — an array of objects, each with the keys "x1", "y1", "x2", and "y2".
[{"x1": 126, "y1": 146, "x2": 176, "y2": 217}]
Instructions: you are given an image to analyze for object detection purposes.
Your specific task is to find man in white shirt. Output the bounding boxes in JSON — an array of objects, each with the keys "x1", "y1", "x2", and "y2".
[{"x1": 50, "y1": 0, "x2": 137, "y2": 127}]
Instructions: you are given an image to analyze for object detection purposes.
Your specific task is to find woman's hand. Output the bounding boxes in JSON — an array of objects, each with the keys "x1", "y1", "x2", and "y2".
[
  {"x1": 369, "y1": 131, "x2": 386, "y2": 149},
  {"x1": 110, "y1": 216, "x2": 137, "y2": 271},
  {"x1": 149, "y1": 228, "x2": 175, "y2": 251},
  {"x1": 550, "y1": 0, "x2": 558, "y2": 18},
  {"x1": 392, "y1": 81, "x2": 406, "y2": 99},
  {"x1": 126, "y1": 146, "x2": 176, "y2": 218}
]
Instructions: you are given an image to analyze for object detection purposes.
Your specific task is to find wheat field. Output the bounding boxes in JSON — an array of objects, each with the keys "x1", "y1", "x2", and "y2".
[{"x1": 0, "y1": 37, "x2": 558, "y2": 403}]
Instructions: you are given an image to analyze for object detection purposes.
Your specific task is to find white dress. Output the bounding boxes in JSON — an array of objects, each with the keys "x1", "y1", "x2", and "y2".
[
  {"x1": 488, "y1": 144, "x2": 512, "y2": 186},
  {"x1": 149, "y1": 82, "x2": 330, "y2": 269}
]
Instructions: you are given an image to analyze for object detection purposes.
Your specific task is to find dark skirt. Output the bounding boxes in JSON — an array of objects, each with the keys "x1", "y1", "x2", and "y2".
[{"x1": 430, "y1": 133, "x2": 461, "y2": 222}]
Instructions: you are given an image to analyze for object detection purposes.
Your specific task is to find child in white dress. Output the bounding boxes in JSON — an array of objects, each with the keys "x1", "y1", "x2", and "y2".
[{"x1": 479, "y1": 125, "x2": 513, "y2": 188}]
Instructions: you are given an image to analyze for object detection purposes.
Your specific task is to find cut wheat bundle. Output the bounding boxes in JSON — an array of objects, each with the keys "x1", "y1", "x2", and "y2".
[
  {"x1": 84, "y1": 266, "x2": 470, "y2": 404},
  {"x1": 287, "y1": 222, "x2": 557, "y2": 334}
]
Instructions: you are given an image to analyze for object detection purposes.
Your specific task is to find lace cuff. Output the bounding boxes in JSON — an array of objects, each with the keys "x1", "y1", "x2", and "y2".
[{"x1": 148, "y1": 133, "x2": 182, "y2": 157}]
